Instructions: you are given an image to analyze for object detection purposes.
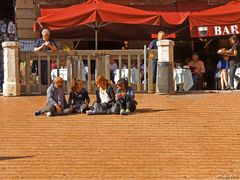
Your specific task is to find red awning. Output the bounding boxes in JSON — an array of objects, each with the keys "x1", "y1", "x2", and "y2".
[
  {"x1": 132, "y1": 1, "x2": 209, "y2": 26},
  {"x1": 37, "y1": 0, "x2": 211, "y2": 40},
  {"x1": 37, "y1": 0, "x2": 163, "y2": 41},
  {"x1": 38, "y1": 0, "x2": 161, "y2": 30},
  {"x1": 40, "y1": 7, "x2": 64, "y2": 17},
  {"x1": 189, "y1": 1, "x2": 240, "y2": 37}
]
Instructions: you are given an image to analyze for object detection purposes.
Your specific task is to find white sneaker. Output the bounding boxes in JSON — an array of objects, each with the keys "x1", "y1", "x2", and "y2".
[
  {"x1": 86, "y1": 110, "x2": 95, "y2": 115},
  {"x1": 46, "y1": 112, "x2": 52, "y2": 117}
]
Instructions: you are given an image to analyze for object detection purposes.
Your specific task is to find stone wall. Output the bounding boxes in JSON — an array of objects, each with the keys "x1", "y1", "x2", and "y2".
[
  {"x1": 16, "y1": 0, "x2": 36, "y2": 40},
  {"x1": 35, "y1": 0, "x2": 228, "y2": 6}
]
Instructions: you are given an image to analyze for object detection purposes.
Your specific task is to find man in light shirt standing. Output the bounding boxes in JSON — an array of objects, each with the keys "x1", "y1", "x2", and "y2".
[{"x1": 147, "y1": 31, "x2": 165, "y2": 83}]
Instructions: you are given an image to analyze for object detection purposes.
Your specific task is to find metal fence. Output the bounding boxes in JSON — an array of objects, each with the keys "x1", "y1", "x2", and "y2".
[{"x1": 19, "y1": 49, "x2": 155, "y2": 95}]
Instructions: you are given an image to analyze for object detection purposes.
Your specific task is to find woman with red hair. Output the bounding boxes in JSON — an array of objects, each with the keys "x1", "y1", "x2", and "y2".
[{"x1": 86, "y1": 75, "x2": 115, "y2": 115}]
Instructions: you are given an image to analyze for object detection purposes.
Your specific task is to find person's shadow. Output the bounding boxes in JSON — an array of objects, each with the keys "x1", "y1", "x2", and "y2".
[
  {"x1": 134, "y1": 108, "x2": 175, "y2": 114},
  {"x1": 0, "y1": 156, "x2": 33, "y2": 161}
]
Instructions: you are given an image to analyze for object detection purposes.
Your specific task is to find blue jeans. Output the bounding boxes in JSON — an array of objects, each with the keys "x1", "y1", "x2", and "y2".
[
  {"x1": 72, "y1": 102, "x2": 89, "y2": 113},
  {"x1": 191, "y1": 74, "x2": 200, "y2": 90},
  {"x1": 152, "y1": 59, "x2": 158, "y2": 83}
]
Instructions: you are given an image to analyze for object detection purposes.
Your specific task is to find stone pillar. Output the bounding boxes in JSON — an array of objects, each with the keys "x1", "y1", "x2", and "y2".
[
  {"x1": 2, "y1": 41, "x2": 20, "y2": 96},
  {"x1": 156, "y1": 40, "x2": 175, "y2": 94}
]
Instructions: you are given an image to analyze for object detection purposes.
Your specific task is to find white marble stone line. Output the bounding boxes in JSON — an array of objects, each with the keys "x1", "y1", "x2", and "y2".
[
  {"x1": 137, "y1": 54, "x2": 141, "y2": 92},
  {"x1": 87, "y1": 55, "x2": 91, "y2": 91}
]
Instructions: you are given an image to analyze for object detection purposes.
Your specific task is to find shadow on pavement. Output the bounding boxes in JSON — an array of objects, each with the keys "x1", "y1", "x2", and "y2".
[
  {"x1": 0, "y1": 156, "x2": 34, "y2": 161},
  {"x1": 135, "y1": 108, "x2": 175, "y2": 114}
]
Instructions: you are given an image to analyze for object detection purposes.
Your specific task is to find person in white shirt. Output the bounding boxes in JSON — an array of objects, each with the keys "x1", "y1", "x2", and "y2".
[
  {"x1": 110, "y1": 58, "x2": 118, "y2": 83},
  {"x1": 86, "y1": 75, "x2": 115, "y2": 115}
]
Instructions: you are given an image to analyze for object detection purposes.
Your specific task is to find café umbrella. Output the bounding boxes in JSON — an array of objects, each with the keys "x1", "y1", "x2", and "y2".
[{"x1": 37, "y1": 0, "x2": 161, "y2": 50}]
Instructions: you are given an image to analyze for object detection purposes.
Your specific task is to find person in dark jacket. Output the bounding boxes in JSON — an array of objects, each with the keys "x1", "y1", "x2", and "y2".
[
  {"x1": 226, "y1": 35, "x2": 240, "y2": 90},
  {"x1": 34, "y1": 76, "x2": 70, "y2": 117},
  {"x1": 33, "y1": 29, "x2": 57, "y2": 85},
  {"x1": 68, "y1": 79, "x2": 90, "y2": 113},
  {"x1": 86, "y1": 75, "x2": 115, "y2": 115},
  {"x1": 148, "y1": 30, "x2": 165, "y2": 83},
  {"x1": 115, "y1": 78, "x2": 137, "y2": 115}
]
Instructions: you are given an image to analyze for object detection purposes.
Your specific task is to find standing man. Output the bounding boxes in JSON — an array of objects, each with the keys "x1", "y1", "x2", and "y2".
[
  {"x1": 225, "y1": 35, "x2": 240, "y2": 90},
  {"x1": 33, "y1": 29, "x2": 57, "y2": 85},
  {"x1": 148, "y1": 31, "x2": 165, "y2": 83},
  {"x1": 34, "y1": 29, "x2": 57, "y2": 52},
  {"x1": 34, "y1": 76, "x2": 70, "y2": 117}
]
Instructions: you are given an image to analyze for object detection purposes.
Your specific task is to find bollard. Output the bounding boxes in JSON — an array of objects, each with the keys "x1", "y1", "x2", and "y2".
[
  {"x1": 2, "y1": 41, "x2": 20, "y2": 96},
  {"x1": 156, "y1": 40, "x2": 175, "y2": 94}
]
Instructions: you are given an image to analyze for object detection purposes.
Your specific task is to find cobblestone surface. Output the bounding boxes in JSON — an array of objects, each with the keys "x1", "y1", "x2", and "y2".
[{"x1": 0, "y1": 92, "x2": 240, "y2": 179}]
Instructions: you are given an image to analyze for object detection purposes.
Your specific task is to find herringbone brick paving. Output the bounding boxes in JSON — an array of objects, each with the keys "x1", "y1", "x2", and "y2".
[{"x1": 0, "y1": 92, "x2": 240, "y2": 180}]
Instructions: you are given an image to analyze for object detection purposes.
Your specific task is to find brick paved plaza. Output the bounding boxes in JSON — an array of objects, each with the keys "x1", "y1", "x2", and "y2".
[{"x1": 0, "y1": 92, "x2": 240, "y2": 179}]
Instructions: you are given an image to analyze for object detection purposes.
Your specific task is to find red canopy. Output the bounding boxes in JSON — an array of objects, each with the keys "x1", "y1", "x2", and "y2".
[
  {"x1": 37, "y1": 0, "x2": 212, "y2": 41},
  {"x1": 189, "y1": 1, "x2": 240, "y2": 38},
  {"x1": 133, "y1": 1, "x2": 209, "y2": 26},
  {"x1": 38, "y1": 0, "x2": 161, "y2": 31},
  {"x1": 40, "y1": 7, "x2": 64, "y2": 18},
  {"x1": 37, "y1": 0, "x2": 164, "y2": 42}
]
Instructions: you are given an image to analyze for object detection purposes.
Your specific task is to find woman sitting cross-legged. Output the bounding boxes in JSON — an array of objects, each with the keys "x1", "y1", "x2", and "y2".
[
  {"x1": 115, "y1": 78, "x2": 137, "y2": 115},
  {"x1": 68, "y1": 79, "x2": 90, "y2": 113},
  {"x1": 86, "y1": 75, "x2": 115, "y2": 115}
]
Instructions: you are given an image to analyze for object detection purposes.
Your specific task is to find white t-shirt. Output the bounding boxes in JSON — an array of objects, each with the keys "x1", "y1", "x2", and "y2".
[{"x1": 99, "y1": 87, "x2": 110, "y2": 103}]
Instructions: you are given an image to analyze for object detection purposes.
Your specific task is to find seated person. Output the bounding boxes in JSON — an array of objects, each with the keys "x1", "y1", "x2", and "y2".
[
  {"x1": 216, "y1": 54, "x2": 230, "y2": 90},
  {"x1": 140, "y1": 62, "x2": 148, "y2": 83},
  {"x1": 68, "y1": 79, "x2": 90, "y2": 113},
  {"x1": 86, "y1": 75, "x2": 115, "y2": 115},
  {"x1": 122, "y1": 60, "x2": 128, "y2": 69},
  {"x1": 110, "y1": 58, "x2": 118, "y2": 84},
  {"x1": 51, "y1": 60, "x2": 57, "y2": 69},
  {"x1": 188, "y1": 52, "x2": 206, "y2": 90},
  {"x1": 34, "y1": 77, "x2": 70, "y2": 117},
  {"x1": 115, "y1": 79, "x2": 137, "y2": 115}
]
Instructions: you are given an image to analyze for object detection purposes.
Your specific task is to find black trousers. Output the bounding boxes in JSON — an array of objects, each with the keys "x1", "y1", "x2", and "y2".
[
  {"x1": 229, "y1": 65, "x2": 240, "y2": 88},
  {"x1": 116, "y1": 97, "x2": 136, "y2": 112}
]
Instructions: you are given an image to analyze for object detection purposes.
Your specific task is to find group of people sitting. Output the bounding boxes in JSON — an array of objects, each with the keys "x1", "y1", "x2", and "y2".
[{"x1": 34, "y1": 75, "x2": 137, "y2": 117}]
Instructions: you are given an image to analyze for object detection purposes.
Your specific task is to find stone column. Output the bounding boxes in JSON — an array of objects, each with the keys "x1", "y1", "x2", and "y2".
[
  {"x1": 156, "y1": 40, "x2": 175, "y2": 94},
  {"x1": 2, "y1": 41, "x2": 20, "y2": 96}
]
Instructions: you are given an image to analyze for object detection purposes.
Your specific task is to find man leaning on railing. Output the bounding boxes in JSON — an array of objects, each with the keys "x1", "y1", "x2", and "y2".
[
  {"x1": 33, "y1": 29, "x2": 57, "y2": 52},
  {"x1": 32, "y1": 29, "x2": 57, "y2": 85}
]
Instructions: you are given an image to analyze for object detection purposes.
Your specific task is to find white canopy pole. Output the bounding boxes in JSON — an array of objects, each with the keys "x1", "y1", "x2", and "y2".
[
  {"x1": 95, "y1": 27, "x2": 98, "y2": 50},
  {"x1": 143, "y1": 45, "x2": 147, "y2": 91}
]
